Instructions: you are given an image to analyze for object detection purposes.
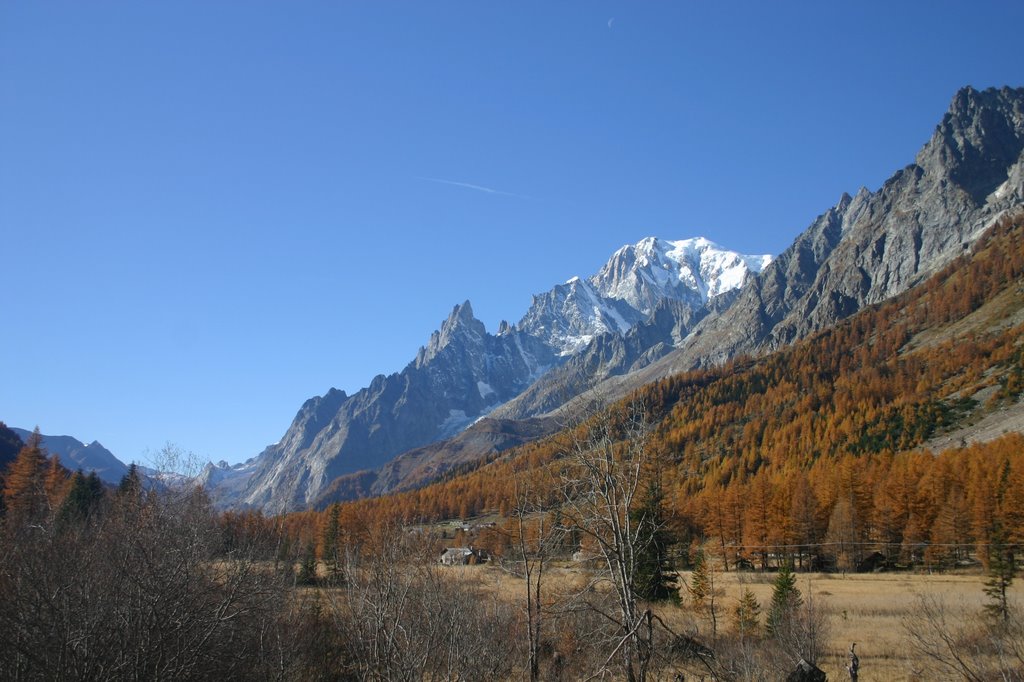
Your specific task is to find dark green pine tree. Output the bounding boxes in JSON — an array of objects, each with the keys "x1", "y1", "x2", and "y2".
[
  {"x1": 320, "y1": 503, "x2": 341, "y2": 580},
  {"x1": 983, "y1": 523, "x2": 1016, "y2": 623},
  {"x1": 112, "y1": 463, "x2": 146, "y2": 521},
  {"x1": 118, "y1": 463, "x2": 142, "y2": 498},
  {"x1": 766, "y1": 561, "x2": 802, "y2": 637},
  {"x1": 57, "y1": 470, "x2": 105, "y2": 525},
  {"x1": 0, "y1": 421, "x2": 25, "y2": 474},
  {"x1": 297, "y1": 542, "x2": 318, "y2": 586},
  {"x1": 983, "y1": 463, "x2": 1017, "y2": 624},
  {"x1": 633, "y1": 479, "x2": 679, "y2": 602}
]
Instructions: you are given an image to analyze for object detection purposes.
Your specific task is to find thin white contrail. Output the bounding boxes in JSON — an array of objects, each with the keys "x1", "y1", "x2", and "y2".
[{"x1": 416, "y1": 176, "x2": 533, "y2": 199}]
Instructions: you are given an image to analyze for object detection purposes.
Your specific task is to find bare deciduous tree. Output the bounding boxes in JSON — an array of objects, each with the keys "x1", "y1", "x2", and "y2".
[
  {"x1": 553, "y1": 396, "x2": 663, "y2": 682},
  {"x1": 504, "y1": 465, "x2": 564, "y2": 681}
]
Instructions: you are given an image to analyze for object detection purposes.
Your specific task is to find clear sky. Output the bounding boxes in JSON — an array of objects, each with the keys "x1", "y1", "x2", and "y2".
[{"x1": 2, "y1": 1, "x2": 1022, "y2": 466}]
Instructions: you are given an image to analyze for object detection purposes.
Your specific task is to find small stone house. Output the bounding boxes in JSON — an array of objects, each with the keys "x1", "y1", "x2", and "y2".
[{"x1": 439, "y1": 546, "x2": 487, "y2": 566}]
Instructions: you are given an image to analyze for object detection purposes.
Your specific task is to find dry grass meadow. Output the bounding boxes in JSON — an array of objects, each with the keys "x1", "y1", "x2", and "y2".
[
  {"x1": 437, "y1": 561, "x2": 1021, "y2": 681},
  {"x1": 702, "y1": 569, "x2": 1019, "y2": 680}
]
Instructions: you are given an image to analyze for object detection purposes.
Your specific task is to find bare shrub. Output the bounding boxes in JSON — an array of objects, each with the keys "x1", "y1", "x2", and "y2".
[
  {"x1": 902, "y1": 594, "x2": 1024, "y2": 681},
  {"x1": 0, "y1": 481, "x2": 294, "y2": 680},
  {"x1": 330, "y1": 520, "x2": 519, "y2": 680}
]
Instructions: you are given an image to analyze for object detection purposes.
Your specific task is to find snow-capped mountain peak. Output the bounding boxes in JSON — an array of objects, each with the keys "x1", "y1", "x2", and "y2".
[
  {"x1": 517, "y1": 236, "x2": 772, "y2": 354},
  {"x1": 591, "y1": 236, "x2": 772, "y2": 311}
]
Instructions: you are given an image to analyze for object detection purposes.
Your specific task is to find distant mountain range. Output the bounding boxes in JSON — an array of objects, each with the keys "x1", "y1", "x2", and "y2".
[
  {"x1": 200, "y1": 85, "x2": 1024, "y2": 513},
  {"x1": 8, "y1": 428, "x2": 129, "y2": 485}
]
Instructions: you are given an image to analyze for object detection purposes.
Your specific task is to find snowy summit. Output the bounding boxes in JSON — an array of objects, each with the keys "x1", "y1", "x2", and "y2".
[
  {"x1": 593, "y1": 237, "x2": 773, "y2": 310},
  {"x1": 517, "y1": 236, "x2": 773, "y2": 354}
]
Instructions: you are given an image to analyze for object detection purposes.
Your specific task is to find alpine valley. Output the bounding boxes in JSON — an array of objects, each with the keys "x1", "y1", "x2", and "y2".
[{"x1": 194, "y1": 85, "x2": 1024, "y2": 514}]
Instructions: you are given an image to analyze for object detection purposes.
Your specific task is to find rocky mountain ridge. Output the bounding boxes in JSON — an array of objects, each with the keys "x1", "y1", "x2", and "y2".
[
  {"x1": 9, "y1": 428, "x2": 129, "y2": 485},
  {"x1": 665, "y1": 85, "x2": 1024, "y2": 367}
]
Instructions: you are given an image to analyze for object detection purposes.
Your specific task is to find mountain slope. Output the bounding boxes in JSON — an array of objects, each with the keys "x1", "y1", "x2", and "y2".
[
  {"x1": 670, "y1": 85, "x2": 1024, "y2": 366},
  {"x1": 311, "y1": 415, "x2": 556, "y2": 507}
]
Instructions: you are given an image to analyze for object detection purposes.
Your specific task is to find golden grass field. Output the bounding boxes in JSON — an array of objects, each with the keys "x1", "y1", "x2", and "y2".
[
  {"x1": 441, "y1": 562, "x2": 1022, "y2": 681},
  {"x1": 704, "y1": 569, "x2": 1019, "y2": 680}
]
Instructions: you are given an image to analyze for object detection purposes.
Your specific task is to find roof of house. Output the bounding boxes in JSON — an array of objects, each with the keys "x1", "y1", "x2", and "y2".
[{"x1": 441, "y1": 547, "x2": 473, "y2": 557}]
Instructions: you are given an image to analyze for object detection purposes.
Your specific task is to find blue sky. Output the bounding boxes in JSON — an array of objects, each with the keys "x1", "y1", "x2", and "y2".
[{"x1": 2, "y1": 2, "x2": 1022, "y2": 466}]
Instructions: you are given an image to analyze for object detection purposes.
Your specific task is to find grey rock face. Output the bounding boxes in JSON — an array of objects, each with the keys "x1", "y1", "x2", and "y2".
[
  {"x1": 722, "y1": 86, "x2": 1022, "y2": 357},
  {"x1": 311, "y1": 415, "x2": 557, "y2": 507},
  {"x1": 925, "y1": 86, "x2": 1024, "y2": 205},
  {"x1": 495, "y1": 296, "x2": 720, "y2": 419}
]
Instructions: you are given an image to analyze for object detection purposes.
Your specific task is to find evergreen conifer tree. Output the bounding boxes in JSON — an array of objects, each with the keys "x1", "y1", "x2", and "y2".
[
  {"x1": 766, "y1": 561, "x2": 802, "y2": 637},
  {"x1": 983, "y1": 523, "x2": 1016, "y2": 623},
  {"x1": 57, "y1": 470, "x2": 105, "y2": 525},
  {"x1": 733, "y1": 587, "x2": 762, "y2": 636},
  {"x1": 319, "y1": 503, "x2": 341, "y2": 579},
  {"x1": 633, "y1": 480, "x2": 678, "y2": 602},
  {"x1": 297, "y1": 542, "x2": 318, "y2": 586},
  {"x1": 118, "y1": 463, "x2": 142, "y2": 498}
]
